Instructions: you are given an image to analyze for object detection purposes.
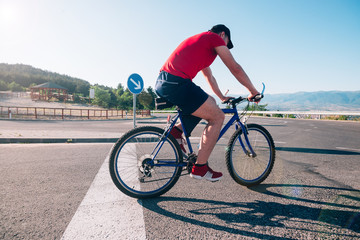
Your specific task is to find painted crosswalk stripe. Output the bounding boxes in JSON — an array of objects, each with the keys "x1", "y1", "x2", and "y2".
[{"x1": 61, "y1": 149, "x2": 146, "y2": 240}]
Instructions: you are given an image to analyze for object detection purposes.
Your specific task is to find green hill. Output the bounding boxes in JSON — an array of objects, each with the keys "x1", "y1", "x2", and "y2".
[{"x1": 0, "y1": 63, "x2": 90, "y2": 96}]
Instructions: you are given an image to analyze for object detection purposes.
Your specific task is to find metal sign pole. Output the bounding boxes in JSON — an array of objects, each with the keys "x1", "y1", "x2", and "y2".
[
  {"x1": 127, "y1": 73, "x2": 144, "y2": 129},
  {"x1": 133, "y1": 93, "x2": 136, "y2": 128}
]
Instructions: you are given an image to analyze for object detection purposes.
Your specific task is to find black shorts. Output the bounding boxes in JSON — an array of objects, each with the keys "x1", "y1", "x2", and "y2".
[{"x1": 155, "y1": 71, "x2": 208, "y2": 115}]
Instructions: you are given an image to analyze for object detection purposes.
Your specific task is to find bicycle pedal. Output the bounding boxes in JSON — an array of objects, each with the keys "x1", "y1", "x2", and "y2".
[{"x1": 185, "y1": 153, "x2": 197, "y2": 174}]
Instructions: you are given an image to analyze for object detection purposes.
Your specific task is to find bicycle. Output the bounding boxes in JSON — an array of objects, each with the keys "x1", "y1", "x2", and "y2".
[{"x1": 109, "y1": 84, "x2": 275, "y2": 199}]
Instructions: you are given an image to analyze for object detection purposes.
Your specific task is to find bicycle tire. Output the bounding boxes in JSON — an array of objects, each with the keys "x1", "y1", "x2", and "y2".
[
  {"x1": 109, "y1": 126, "x2": 183, "y2": 199},
  {"x1": 225, "y1": 123, "x2": 275, "y2": 186}
]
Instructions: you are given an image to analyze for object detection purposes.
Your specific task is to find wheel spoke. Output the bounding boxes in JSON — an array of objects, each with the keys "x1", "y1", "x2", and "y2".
[
  {"x1": 109, "y1": 126, "x2": 182, "y2": 198},
  {"x1": 226, "y1": 124, "x2": 275, "y2": 186}
]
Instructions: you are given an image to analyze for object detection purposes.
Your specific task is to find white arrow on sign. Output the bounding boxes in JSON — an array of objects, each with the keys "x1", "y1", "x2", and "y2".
[{"x1": 130, "y1": 78, "x2": 141, "y2": 90}]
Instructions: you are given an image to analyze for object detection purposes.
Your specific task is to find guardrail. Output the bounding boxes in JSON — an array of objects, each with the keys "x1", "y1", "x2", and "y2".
[
  {"x1": 252, "y1": 110, "x2": 360, "y2": 117},
  {"x1": 151, "y1": 110, "x2": 360, "y2": 120},
  {"x1": 1, "y1": 106, "x2": 151, "y2": 120},
  {"x1": 2, "y1": 106, "x2": 358, "y2": 120}
]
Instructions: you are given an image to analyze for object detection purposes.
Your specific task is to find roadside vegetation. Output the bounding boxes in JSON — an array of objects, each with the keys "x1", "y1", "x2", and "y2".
[
  {"x1": 1, "y1": 64, "x2": 359, "y2": 121},
  {"x1": 0, "y1": 63, "x2": 156, "y2": 110}
]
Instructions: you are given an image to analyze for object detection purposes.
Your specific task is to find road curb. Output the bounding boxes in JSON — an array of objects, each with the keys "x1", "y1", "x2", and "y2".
[{"x1": 0, "y1": 138, "x2": 119, "y2": 144}]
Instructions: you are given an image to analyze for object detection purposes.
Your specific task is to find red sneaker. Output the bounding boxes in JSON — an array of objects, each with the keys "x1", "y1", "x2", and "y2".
[
  {"x1": 190, "y1": 164, "x2": 223, "y2": 182},
  {"x1": 169, "y1": 127, "x2": 187, "y2": 155}
]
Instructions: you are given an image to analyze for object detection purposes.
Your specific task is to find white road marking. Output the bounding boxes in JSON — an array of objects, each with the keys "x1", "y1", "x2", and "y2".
[
  {"x1": 336, "y1": 147, "x2": 360, "y2": 152},
  {"x1": 189, "y1": 137, "x2": 201, "y2": 141},
  {"x1": 61, "y1": 148, "x2": 146, "y2": 240}
]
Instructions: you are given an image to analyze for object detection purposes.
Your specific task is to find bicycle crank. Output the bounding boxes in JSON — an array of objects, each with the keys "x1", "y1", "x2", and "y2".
[{"x1": 185, "y1": 153, "x2": 197, "y2": 174}]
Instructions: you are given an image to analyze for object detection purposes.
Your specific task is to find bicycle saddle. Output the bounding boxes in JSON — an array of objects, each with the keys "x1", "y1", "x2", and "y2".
[{"x1": 155, "y1": 97, "x2": 175, "y2": 110}]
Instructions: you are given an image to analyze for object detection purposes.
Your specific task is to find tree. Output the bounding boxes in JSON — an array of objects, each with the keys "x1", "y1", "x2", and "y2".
[
  {"x1": 116, "y1": 83, "x2": 125, "y2": 97},
  {"x1": 245, "y1": 103, "x2": 268, "y2": 111},
  {"x1": 146, "y1": 86, "x2": 157, "y2": 110},
  {"x1": 0, "y1": 80, "x2": 8, "y2": 91},
  {"x1": 108, "y1": 90, "x2": 118, "y2": 108},
  {"x1": 93, "y1": 87, "x2": 111, "y2": 108},
  {"x1": 138, "y1": 91, "x2": 153, "y2": 109},
  {"x1": 75, "y1": 81, "x2": 91, "y2": 96},
  {"x1": 118, "y1": 89, "x2": 133, "y2": 110},
  {"x1": 8, "y1": 81, "x2": 24, "y2": 92}
]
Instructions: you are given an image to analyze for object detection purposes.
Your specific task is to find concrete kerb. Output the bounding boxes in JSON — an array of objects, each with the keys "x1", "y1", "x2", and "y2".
[
  {"x1": 0, "y1": 115, "x2": 209, "y2": 144},
  {"x1": 0, "y1": 138, "x2": 120, "y2": 144},
  {"x1": 0, "y1": 116, "x2": 169, "y2": 144},
  {"x1": 0, "y1": 116, "x2": 157, "y2": 122}
]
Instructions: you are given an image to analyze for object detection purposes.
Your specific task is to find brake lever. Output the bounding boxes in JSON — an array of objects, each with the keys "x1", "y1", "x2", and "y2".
[
  {"x1": 222, "y1": 97, "x2": 235, "y2": 104},
  {"x1": 250, "y1": 94, "x2": 263, "y2": 102}
]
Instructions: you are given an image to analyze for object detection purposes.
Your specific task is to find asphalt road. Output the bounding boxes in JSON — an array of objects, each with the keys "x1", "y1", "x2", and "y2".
[{"x1": 0, "y1": 117, "x2": 359, "y2": 239}]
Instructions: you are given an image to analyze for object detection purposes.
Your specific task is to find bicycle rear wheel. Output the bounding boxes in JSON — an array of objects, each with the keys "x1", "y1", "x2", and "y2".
[
  {"x1": 109, "y1": 126, "x2": 183, "y2": 199},
  {"x1": 226, "y1": 124, "x2": 275, "y2": 186}
]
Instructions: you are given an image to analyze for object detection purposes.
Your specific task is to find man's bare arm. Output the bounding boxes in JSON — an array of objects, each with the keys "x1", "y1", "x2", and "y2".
[
  {"x1": 201, "y1": 67, "x2": 230, "y2": 102},
  {"x1": 215, "y1": 45, "x2": 260, "y2": 99}
]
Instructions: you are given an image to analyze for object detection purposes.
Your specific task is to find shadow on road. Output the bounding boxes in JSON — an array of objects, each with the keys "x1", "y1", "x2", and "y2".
[
  {"x1": 248, "y1": 184, "x2": 360, "y2": 210},
  {"x1": 141, "y1": 184, "x2": 360, "y2": 239}
]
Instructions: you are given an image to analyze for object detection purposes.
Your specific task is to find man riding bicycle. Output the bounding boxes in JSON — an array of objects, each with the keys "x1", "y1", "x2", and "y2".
[{"x1": 155, "y1": 24, "x2": 261, "y2": 182}]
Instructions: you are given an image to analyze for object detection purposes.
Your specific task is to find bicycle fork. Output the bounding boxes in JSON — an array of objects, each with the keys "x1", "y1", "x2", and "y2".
[
  {"x1": 220, "y1": 110, "x2": 257, "y2": 158},
  {"x1": 236, "y1": 122, "x2": 257, "y2": 158}
]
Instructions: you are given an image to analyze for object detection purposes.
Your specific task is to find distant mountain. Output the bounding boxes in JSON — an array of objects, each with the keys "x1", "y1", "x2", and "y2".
[
  {"x1": 262, "y1": 91, "x2": 360, "y2": 111},
  {"x1": 216, "y1": 91, "x2": 360, "y2": 111}
]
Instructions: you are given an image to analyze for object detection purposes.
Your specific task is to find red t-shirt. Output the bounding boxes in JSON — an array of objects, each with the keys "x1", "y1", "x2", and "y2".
[{"x1": 160, "y1": 32, "x2": 226, "y2": 80}]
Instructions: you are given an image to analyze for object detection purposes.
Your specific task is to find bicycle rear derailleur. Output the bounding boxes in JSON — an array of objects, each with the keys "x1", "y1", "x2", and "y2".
[{"x1": 138, "y1": 154, "x2": 153, "y2": 182}]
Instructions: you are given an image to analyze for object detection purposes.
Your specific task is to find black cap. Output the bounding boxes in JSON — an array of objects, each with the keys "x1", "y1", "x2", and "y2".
[{"x1": 210, "y1": 24, "x2": 234, "y2": 49}]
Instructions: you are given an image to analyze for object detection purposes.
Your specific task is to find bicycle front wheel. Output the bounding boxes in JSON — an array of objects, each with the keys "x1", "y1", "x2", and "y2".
[
  {"x1": 226, "y1": 124, "x2": 275, "y2": 186},
  {"x1": 109, "y1": 126, "x2": 183, "y2": 199}
]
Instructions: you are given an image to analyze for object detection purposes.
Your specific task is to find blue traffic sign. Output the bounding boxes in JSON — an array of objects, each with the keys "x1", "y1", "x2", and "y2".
[{"x1": 127, "y1": 73, "x2": 144, "y2": 94}]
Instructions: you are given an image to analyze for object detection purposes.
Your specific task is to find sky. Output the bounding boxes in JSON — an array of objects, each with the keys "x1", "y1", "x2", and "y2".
[{"x1": 1, "y1": 0, "x2": 359, "y2": 96}]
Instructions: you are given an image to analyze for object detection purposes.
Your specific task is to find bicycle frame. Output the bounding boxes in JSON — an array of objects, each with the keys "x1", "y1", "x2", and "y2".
[
  {"x1": 109, "y1": 83, "x2": 271, "y2": 198},
  {"x1": 150, "y1": 105, "x2": 256, "y2": 167}
]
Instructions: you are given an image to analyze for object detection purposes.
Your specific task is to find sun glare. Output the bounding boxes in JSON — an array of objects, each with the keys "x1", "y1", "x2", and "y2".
[{"x1": 0, "y1": 3, "x2": 18, "y2": 25}]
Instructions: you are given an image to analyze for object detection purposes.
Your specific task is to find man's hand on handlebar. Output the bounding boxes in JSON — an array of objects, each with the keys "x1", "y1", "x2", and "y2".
[
  {"x1": 221, "y1": 96, "x2": 235, "y2": 103},
  {"x1": 221, "y1": 83, "x2": 265, "y2": 104},
  {"x1": 248, "y1": 92, "x2": 262, "y2": 103}
]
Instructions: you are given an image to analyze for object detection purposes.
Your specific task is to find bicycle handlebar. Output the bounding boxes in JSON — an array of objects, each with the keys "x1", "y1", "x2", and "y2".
[{"x1": 222, "y1": 83, "x2": 265, "y2": 107}]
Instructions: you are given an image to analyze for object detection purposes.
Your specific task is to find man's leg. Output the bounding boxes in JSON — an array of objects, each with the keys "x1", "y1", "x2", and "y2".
[
  {"x1": 169, "y1": 115, "x2": 202, "y2": 154},
  {"x1": 191, "y1": 96, "x2": 225, "y2": 165},
  {"x1": 172, "y1": 114, "x2": 201, "y2": 136}
]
